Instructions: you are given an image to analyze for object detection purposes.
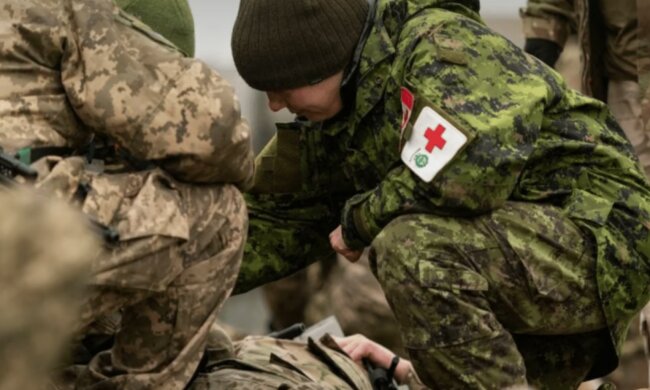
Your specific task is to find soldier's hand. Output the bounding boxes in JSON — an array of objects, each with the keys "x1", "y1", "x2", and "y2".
[
  {"x1": 329, "y1": 225, "x2": 363, "y2": 262},
  {"x1": 334, "y1": 334, "x2": 413, "y2": 384},
  {"x1": 524, "y1": 38, "x2": 562, "y2": 68}
]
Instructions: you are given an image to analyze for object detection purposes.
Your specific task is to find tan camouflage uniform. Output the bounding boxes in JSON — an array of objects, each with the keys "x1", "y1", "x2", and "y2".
[
  {"x1": 190, "y1": 335, "x2": 373, "y2": 390},
  {"x1": 190, "y1": 333, "x2": 432, "y2": 390},
  {"x1": 0, "y1": 0, "x2": 254, "y2": 389},
  {"x1": 0, "y1": 188, "x2": 99, "y2": 390},
  {"x1": 521, "y1": 0, "x2": 649, "y2": 175}
]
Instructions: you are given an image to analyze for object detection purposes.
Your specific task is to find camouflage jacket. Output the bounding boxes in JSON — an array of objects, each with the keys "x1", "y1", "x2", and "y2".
[
  {"x1": 241, "y1": 0, "x2": 650, "y2": 360},
  {"x1": 191, "y1": 335, "x2": 374, "y2": 390},
  {"x1": 520, "y1": 0, "x2": 643, "y2": 101},
  {"x1": 0, "y1": 0, "x2": 254, "y2": 188},
  {"x1": 192, "y1": 334, "x2": 428, "y2": 390}
]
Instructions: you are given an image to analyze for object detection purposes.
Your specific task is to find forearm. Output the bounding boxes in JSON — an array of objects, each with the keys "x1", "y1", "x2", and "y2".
[{"x1": 233, "y1": 193, "x2": 338, "y2": 294}]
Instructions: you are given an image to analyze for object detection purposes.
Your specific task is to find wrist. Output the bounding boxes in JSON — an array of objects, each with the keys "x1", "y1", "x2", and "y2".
[
  {"x1": 394, "y1": 360, "x2": 413, "y2": 384},
  {"x1": 341, "y1": 193, "x2": 373, "y2": 249}
]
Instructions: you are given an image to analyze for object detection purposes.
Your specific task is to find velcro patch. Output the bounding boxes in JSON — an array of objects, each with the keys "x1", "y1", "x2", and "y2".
[{"x1": 401, "y1": 106, "x2": 468, "y2": 183}]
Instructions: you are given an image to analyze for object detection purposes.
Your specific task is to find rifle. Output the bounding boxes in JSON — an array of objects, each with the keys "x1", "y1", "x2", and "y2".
[{"x1": 0, "y1": 147, "x2": 119, "y2": 244}]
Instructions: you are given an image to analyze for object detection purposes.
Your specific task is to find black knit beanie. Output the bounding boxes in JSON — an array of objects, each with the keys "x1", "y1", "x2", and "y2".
[{"x1": 232, "y1": 0, "x2": 370, "y2": 91}]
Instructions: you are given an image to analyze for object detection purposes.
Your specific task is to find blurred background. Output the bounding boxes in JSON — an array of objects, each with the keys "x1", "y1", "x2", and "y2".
[{"x1": 186, "y1": 0, "x2": 581, "y2": 334}]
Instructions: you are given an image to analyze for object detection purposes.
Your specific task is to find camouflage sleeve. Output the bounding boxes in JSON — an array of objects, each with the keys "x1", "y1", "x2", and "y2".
[
  {"x1": 233, "y1": 134, "x2": 344, "y2": 293},
  {"x1": 520, "y1": 0, "x2": 575, "y2": 46},
  {"x1": 233, "y1": 192, "x2": 338, "y2": 294},
  {"x1": 342, "y1": 20, "x2": 550, "y2": 250},
  {"x1": 61, "y1": 0, "x2": 254, "y2": 188}
]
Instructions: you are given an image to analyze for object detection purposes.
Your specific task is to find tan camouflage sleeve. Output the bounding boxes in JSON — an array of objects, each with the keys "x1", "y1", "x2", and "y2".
[
  {"x1": 639, "y1": 0, "x2": 650, "y2": 141},
  {"x1": 520, "y1": 0, "x2": 575, "y2": 46},
  {"x1": 61, "y1": 0, "x2": 254, "y2": 188}
]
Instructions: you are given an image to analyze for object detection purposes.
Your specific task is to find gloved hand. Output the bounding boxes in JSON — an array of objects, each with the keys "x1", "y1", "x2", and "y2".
[{"x1": 524, "y1": 38, "x2": 563, "y2": 68}]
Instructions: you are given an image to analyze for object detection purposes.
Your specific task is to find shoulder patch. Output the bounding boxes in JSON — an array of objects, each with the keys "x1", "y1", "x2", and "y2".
[
  {"x1": 401, "y1": 105, "x2": 469, "y2": 183},
  {"x1": 400, "y1": 87, "x2": 415, "y2": 132}
]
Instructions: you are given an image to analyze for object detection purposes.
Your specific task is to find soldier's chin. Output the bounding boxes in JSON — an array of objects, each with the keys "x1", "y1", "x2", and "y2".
[{"x1": 303, "y1": 110, "x2": 338, "y2": 122}]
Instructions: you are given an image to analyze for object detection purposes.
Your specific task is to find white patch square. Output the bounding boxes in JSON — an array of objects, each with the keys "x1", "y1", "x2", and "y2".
[{"x1": 401, "y1": 106, "x2": 468, "y2": 183}]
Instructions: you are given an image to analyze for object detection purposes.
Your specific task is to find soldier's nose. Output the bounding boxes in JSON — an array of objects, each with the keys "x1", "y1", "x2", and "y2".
[{"x1": 266, "y1": 92, "x2": 286, "y2": 112}]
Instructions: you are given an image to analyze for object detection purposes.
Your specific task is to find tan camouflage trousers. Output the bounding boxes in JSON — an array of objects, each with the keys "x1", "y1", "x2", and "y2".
[
  {"x1": 370, "y1": 202, "x2": 613, "y2": 390},
  {"x1": 609, "y1": 80, "x2": 650, "y2": 177},
  {"x1": 47, "y1": 165, "x2": 247, "y2": 390}
]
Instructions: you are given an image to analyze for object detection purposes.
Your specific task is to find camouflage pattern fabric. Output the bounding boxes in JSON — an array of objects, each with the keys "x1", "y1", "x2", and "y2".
[
  {"x1": 238, "y1": 0, "x2": 650, "y2": 387},
  {"x1": 524, "y1": 2, "x2": 650, "y2": 387},
  {"x1": 521, "y1": 0, "x2": 639, "y2": 100},
  {"x1": 521, "y1": 0, "x2": 650, "y2": 179},
  {"x1": 641, "y1": 2, "x2": 650, "y2": 383},
  {"x1": 0, "y1": 0, "x2": 254, "y2": 388},
  {"x1": 72, "y1": 176, "x2": 248, "y2": 389},
  {"x1": 640, "y1": 0, "x2": 650, "y2": 166},
  {"x1": 370, "y1": 204, "x2": 608, "y2": 389},
  {"x1": 0, "y1": 188, "x2": 98, "y2": 390},
  {"x1": 189, "y1": 335, "x2": 373, "y2": 390}
]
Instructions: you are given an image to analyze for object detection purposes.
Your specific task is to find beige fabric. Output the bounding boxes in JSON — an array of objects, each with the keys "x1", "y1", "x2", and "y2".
[
  {"x1": 0, "y1": 0, "x2": 255, "y2": 388},
  {"x1": 608, "y1": 80, "x2": 650, "y2": 176},
  {"x1": 0, "y1": 188, "x2": 98, "y2": 390},
  {"x1": 521, "y1": 0, "x2": 640, "y2": 99}
]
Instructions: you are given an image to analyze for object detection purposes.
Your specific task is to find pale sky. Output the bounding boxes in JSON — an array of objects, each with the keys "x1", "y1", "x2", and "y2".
[{"x1": 188, "y1": 0, "x2": 528, "y2": 68}]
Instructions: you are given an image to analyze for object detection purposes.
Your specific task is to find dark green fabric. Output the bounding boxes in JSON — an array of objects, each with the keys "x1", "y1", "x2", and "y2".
[
  {"x1": 232, "y1": 0, "x2": 369, "y2": 90},
  {"x1": 114, "y1": 0, "x2": 195, "y2": 57}
]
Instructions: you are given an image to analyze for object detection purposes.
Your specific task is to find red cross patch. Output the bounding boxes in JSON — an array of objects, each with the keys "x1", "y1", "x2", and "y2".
[{"x1": 400, "y1": 106, "x2": 468, "y2": 182}]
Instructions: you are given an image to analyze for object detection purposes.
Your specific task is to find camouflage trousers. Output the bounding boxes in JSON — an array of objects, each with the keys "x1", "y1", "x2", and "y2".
[
  {"x1": 370, "y1": 202, "x2": 612, "y2": 390},
  {"x1": 43, "y1": 159, "x2": 248, "y2": 390},
  {"x1": 609, "y1": 80, "x2": 650, "y2": 177}
]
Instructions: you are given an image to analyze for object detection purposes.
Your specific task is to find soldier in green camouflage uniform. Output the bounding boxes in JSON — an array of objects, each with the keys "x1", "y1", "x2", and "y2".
[
  {"x1": 521, "y1": 1, "x2": 650, "y2": 387},
  {"x1": 231, "y1": 0, "x2": 650, "y2": 388},
  {"x1": 0, "y1": 0, "x2": 254, "y2": 388},
  {"x1": 0, "y1": 188, "x2": 98, "y2": 390}
]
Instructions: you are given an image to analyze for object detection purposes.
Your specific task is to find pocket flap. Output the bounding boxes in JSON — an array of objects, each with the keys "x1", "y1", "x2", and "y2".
[
  {"x1": 119, "y1": 170, "x2": 190, "y2": 241},
  {"x1": 418, "y1": 260, "x2": 488, "y2": 291},
  {"x1": 83, "y1": 169, "x2": 190, "y2": 241},
  {"x1": 563, "y1": 189, "x2": 614, "y2": 226}
]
